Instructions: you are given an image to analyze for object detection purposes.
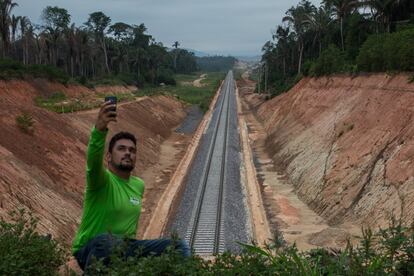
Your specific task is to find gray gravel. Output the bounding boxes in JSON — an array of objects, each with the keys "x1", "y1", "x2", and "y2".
[
  {"x1": 175, "y1": 105, "x2": 204, "y2": 134},
  {"x1": 168, "y1": 72, "x2": 249, "y2": 254}
]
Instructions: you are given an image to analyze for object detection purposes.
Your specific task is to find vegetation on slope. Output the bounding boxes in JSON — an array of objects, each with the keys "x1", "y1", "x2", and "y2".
[{"x1": 258, "y1": 0, "x2": 414, "y2": 98}]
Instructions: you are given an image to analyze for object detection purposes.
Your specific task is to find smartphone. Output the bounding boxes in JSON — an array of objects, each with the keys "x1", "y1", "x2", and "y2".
[{"x1": 104, "y1": 96, "x2": 117, "y2": 116}]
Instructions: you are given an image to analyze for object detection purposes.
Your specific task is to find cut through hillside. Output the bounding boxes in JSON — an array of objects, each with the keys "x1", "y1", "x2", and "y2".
[{"x1": 238, "y1": 73, "x2": 414, "y2": 249}]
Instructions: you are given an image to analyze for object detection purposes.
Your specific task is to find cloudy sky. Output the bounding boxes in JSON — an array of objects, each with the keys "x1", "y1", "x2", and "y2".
[{"x1": 15, "y1": 0, "x2": 320, "y2": 56}]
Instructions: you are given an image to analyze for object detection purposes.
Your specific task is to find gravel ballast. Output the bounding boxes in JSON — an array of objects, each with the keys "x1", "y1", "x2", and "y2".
[{"x1": 168, "y1": 73, "x2": 250, "y2": 253}]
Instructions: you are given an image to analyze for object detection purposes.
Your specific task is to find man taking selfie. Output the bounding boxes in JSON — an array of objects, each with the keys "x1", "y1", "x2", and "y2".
[{"x1": 72, "y1": 99, "x2": 190, "y2": 271}]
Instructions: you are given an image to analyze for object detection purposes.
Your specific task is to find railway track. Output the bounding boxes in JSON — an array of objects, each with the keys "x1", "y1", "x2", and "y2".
[{"x1": 185, "y1": 71, "x2": 234, "y2": 255}]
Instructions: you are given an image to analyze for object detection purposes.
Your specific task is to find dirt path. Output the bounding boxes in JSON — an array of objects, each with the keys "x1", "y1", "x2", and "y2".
[
  {"x1": 238, "y1": 77, "x2": 360, "y2": 250},
  {"x1": 74, "y1": 96, "x2": 149, "y2": 115},
  {"x1": 193, "y1": 74, "x2": 207, "y2": 87}
]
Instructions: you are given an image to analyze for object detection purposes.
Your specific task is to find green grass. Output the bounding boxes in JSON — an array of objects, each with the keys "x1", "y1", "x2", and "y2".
[
  {"x1": 32, "y1": 72, "x2": 225, "y2": 114},
  {"x1": 35, "y1": 91, "x2": 136, "y2": 114},
  {"x1": 136, "y1": 72, "x2": 225, "y2": 112},
  {"x1": 174, "y1": 73, "x2": 200, "y2": 83}
]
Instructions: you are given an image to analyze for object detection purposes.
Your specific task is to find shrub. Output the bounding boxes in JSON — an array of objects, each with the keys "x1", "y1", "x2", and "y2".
[
  {"x1": 83, "y1": 217, "x2": 414, "y2": 275},
  {"x1": 0, "y1": 59, "x2": 70, "y2": 83},
  {"x1": 0, "y1": 58, "x2": 25, "y2": 79},
  {"x1": 27, "y1": 64, "x2": 70, "y2": 84},
  {"x1": 309, "y1": 44, "x2": 347, "y2": 76},
  {"x1": 0, "y1": 209, "x2": 66, "y2": 276},
  {"x1": 15, "y1": 112, "x2": 34, "y2": 135},
  {"x1": 357, "y1": 28, "x2": 414, "y2": 72},
  {"x1": 157, "y1": 68, "x2": 176, "y2": 86},
  {"x1": 356, "y1": 34, "x2": 387, "y2": 72},
  {"x1": 116, "y1": 72, "x2": 137, "y2": 85}
]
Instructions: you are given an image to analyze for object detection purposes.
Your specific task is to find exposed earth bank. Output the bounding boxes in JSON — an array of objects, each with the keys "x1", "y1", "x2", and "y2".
[
  {"x1": 0, "y1": 79, "x2": 191, "y2": 246},
  {"x1": 238, "y1": 73, "x2": 414, "y2": 248}
]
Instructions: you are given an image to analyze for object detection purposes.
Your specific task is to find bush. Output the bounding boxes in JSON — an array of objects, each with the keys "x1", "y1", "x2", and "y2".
[
  {"x1": 15, "y1": 112, "x2": 34, "y2": 135},
  {"x1": 0, "y1": 58, "x2": 25, "y2": 79},
  {"x1": 157, "y1": 68, "x2": 176, "y2": 85},
  {"x1": 357, "y1": 34, "x2": 388, "y2": 72},
  {"x1": 84, "y1": 217, "x2": 414, "y2": 275},
  {"x1": 26, "y1": 64, "x2": 70, "y2": 84},
  {"x1": 0, "y1": 209, "x2": 66, "y2": 276},
  {"x1": 2, "y1": 209, "x2": 414, "y2": 274},
  {"x1": 357, "y1": 28, "x2": 414, "y2": 72},
  {"x1": 116, "y1": 72, "x2": 137, "y2": 85},
  {"x1": 82, "y1": 219, "x2": 414, "y2": 275},
  {"x1": 309, "y1": 44, "x2": 347, "y2": 76},
  {"x1": 0, "y1": 59, "x2": 70, "y2": 83},
  {"x1": 266, "y1": 75, "x2": 302, "y2": 98}
]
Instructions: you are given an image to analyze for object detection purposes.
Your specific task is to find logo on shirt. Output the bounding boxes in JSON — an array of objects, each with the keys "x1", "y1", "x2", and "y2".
[{"x1": 129, "y1": 196, "x2": 140, "y2": 206}]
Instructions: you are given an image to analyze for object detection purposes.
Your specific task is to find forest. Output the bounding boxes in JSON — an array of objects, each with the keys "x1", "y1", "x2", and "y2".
[
  {"x1": 0, "y1": 1, "x2": 200, "y2": 86},
  {"x1": 259, "y1": 0, "x2": 414, "y2": 96}
]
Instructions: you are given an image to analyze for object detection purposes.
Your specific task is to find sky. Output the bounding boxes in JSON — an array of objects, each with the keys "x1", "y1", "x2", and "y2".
[{"x1": 15, "y1": 0, "x2": 321, "y2": 57}]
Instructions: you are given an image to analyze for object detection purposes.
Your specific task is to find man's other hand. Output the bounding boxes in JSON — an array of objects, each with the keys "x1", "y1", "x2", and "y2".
[{"x1": 95, "y1": 101, "x2": 117, "y2": 131}]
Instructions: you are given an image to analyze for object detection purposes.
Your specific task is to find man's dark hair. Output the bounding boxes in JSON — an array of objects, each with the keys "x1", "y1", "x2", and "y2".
[{"x1": 108, "y1": 131, "x2": 137, "y2": 153}]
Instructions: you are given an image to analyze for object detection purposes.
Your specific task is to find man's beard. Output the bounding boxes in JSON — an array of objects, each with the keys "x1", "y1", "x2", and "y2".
[{"x1": 111, "y1": 158, "x2": 134, "y2": 172}]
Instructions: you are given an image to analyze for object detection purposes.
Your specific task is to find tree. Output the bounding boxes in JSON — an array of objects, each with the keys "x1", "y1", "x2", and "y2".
[
  {"x1": 10, "y1": 15, "x2": 19, "y2": 44},
  {"x1": 303, "y1": 5, "x2": 333, "y2": 55},
  {"x1": 283, "y1": 0, "x2": 316, "y2": 74},
  {"x1": 109, "y1": 22, "x2": 133, "y2": 73},
  {"x1": 0, "y1": 0, "x2": 18, "y2": 57},
  {"x1": 41, "y1": 6, "x2": 71, "y2": 66},
  {"x1": 363, "y1": 0, "x2": 401, "y2": 33},
  {"x1": 323, "y1": 0, "x2": 359, "y2": 50},
  {"x1": 19, "y1": 16, "x2": 31, "y2": 64},
  {"x1": 85, "y1": 11, "x2": 111, "y2": 74},
  {"x1": 172, "y1": 41, "x2": 180, "y2": 72},
  {"x1": 272, "y1": 26, "x2": 290, "y2": 77},
  {"x1": 109, "y1": 22, "x2": 132, "y2": 41}
]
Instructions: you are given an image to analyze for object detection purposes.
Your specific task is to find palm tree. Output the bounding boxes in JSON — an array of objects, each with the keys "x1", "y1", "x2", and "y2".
[
  {"x1": 19, "y1": 16, "x2": 30, "y2": 64},
  {"x1": 172, "y1": 41, "x2": 180, "y2": 72},
  {"x1": 323, "y1": 0, "x2": 359, "y2": 50},
  {"x1": 66, "y1": 23, "x2": 77, "y2": 76},
  {"x1": 10, "y1": 14, "x2": 19, "y2": 55},
  {"x1": 303, "y1": 5, "x2": 334, "y2": 55},
  {"x1": 283, "y1": 0, "x2": 316, "y2": 75},
  {"x1": 272, "y1": 25, "x2": 290, "y2": 77},
  {"x1": 0, "y1": 0, "x2": 18, "y2": 57},
  {"x1": 363, "y1": 0, "x2": 401, "y2": 33}
]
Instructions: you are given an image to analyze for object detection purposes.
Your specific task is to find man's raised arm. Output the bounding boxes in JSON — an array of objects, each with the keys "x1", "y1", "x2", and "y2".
[{"x1": 86, "y1": 101, "x2": 117, "y2": 191}]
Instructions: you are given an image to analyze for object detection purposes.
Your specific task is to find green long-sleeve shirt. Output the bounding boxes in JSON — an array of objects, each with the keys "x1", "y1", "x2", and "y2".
[{"x1": 72, "y1": 126, "x2": 144, "y2": 254}]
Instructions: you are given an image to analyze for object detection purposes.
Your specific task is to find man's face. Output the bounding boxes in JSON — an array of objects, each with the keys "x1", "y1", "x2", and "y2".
[{"x1": 109, "y1": 139, "x2": 137, "y2": 172}]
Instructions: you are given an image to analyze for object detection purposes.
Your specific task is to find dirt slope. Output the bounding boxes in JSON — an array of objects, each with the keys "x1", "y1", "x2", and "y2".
[
  {"x1": 243, "y1": 74, "x2": 414, "y2": 229},
  {"x1": 0, "y1": 79, "x2": 188, "y2": 245}
]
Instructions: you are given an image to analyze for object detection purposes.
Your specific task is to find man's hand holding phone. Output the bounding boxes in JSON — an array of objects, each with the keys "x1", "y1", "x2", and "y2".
[{"x1": 95, "y1": 96, "x2": 117, "y2": 132}]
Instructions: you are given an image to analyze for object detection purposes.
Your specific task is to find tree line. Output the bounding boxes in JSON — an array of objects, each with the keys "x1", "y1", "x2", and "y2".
[
  {"x1": 196, "y1": 56, "x2": 237, "y2": 72},
  {"x1": 259, "y1": 0, "x2": 414, "y2": 96},
  {"x1": 0, "y1": 0, "x2": 198, "y2": 86}
]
